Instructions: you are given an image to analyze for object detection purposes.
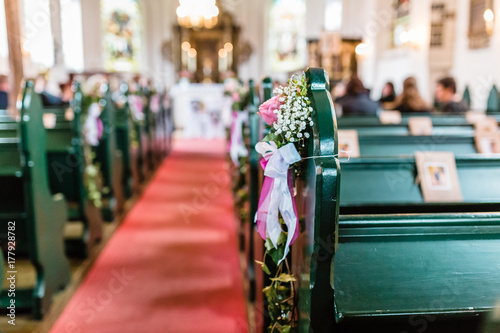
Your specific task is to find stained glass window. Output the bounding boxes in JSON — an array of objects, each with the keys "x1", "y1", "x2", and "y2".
[
  {"x1": 392, "y1": 0, "x2": 411, "y2": 47},
  {"x1": 101, "y1": 0, "x2": 142, "y2": 72},
  {"x1": 269, "y1": 0, "x2": 306, "y2": 72}
]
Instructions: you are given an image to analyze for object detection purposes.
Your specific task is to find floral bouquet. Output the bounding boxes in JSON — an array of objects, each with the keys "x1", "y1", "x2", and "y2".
[
  {"x1": 79, "y1": 76, "x2": 107, "y2": 208},
  {"x1": 254, "y1": 73, "x2": 314, "y2": 332},
  {"x1": 223, "y1": 79, "x2": 250, "y2": 111}
]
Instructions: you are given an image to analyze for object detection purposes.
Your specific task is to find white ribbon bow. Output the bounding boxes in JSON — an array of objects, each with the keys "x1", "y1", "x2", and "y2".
[
  {"x1": 255, "y1": 142, "x2": 301, "y2": 264},
  {"x1": 230, "y1": 111, "x2": 248, "y2": 166}
]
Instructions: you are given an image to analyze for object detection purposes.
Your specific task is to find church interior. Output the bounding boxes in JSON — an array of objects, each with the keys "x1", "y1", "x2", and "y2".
[{"x1": 1, "y1": 0, "x2": 500, "y2": 332}]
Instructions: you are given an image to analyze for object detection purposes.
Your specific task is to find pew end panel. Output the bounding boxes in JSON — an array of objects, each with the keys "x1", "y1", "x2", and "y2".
[{"x1": 297, "y1": 68, "x2": 341, "y2": 332}]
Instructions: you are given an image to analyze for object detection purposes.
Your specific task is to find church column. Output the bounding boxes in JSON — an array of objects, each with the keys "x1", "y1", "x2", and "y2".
[
  {"x1": 81, "y1": 0, "x2": 103, "y2": 71},
  {"x1": 4, "y1": 0, "x2": 24, "y2": 110},
  {"x1": 49, "y1": 0, "x2": 64, "y2": 68}
]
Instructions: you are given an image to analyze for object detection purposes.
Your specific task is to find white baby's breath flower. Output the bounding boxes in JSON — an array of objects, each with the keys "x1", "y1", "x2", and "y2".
[{"x1": 304, "y1": 132, "x2": 310, "y2": 138}]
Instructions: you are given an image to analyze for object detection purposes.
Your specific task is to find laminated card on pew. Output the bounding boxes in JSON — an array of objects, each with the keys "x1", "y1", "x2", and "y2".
[
  {"x1": 338, "y1": 129, "x2": 360, "y2": 158},
  {"x1": 408, "y1": 116, "x2": 433, "y2": 136},
  {"x1": 474, "y1": 118, "x2": 500, "y2": 154},
  {"x1": 415, "y1": 151, "x2": 463, "y2": 202},
  {"x1": 465, "y1": 110, "x2": 487, "y2": 124},
  {"x1": 378, "y1": 110, "x2": 402, "y2": 124}
]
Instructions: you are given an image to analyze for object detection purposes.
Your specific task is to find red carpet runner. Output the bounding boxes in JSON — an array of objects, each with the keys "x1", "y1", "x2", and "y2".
[{"x1": 50, "y1": 139, "x2": 248, "y2": 333}]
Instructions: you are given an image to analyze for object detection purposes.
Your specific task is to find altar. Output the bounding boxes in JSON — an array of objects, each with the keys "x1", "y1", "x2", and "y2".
[{"x1": 170, "y1": 81, "x2": 229, "y2": 139}]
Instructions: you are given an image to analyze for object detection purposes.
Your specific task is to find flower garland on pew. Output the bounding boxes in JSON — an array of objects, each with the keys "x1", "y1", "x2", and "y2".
[
  {"x1": 255, "y1": 74, "x2": 313, "y2": 332},
  {"x1": 224, "y1": 80, "x2": 251, "y2": 223},
  {"x1": 81, "y1": 79, "x2": 106, "y2": 208}
]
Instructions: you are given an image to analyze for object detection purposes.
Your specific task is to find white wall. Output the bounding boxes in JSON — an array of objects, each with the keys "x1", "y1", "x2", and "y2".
[{"x1": 452, "y1": 0, "x2": 500, "y2": 110}]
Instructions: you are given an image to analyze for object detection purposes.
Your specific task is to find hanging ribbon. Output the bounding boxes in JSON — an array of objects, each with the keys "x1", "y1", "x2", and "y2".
[
  {"x1": 229, "y1": 111, "x2": 248, "y2": 166},
  {"x1": 255, "y1": 142, "x2": 301, "y2": 264}
]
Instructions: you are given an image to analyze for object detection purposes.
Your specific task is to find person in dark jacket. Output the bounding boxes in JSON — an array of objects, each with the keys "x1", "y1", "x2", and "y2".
[
  {"x1": 435, "y1": 77, "x2": 468, "y2": 113},
  {"x1": 336, "y1": 76, "x2": 379, "y2": 116},
  {"x1": 0, "y1": 75, "x2": 10, "y2": 109}
]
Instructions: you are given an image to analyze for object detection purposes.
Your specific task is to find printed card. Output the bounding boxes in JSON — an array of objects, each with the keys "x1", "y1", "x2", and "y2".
[
  {"x1": 474, "y1": 117, "x2": 499, "y2": 133},
  {"x1": 379, "y1": 110, "x2": 402, "y2": 124},
  {"x1": 408, "y1": 117, "x2": 433, "y2": 136},
  {"x1": 42, "y1": 113, "x2": 57, "y2": 129},
  {"x1": 415, "y1": 151, "x2": 463, "y2": 202},
  {"x1": 65, "y1": 107, "x2": 75, "y2": 121},
  {"x1": 474, "y1": 118, "x2": 500, "y2": 154},
  {"x1": 338, "y1": 129, "x2": 360, "y2": 158},
  {"x1": 465, "y1": 111, "x2": 487, "y2": 124}
]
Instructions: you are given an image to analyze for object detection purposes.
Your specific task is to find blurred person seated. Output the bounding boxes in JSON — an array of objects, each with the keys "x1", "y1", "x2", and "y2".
[
  {"x1": 35, "y1": 74, "x2": 68, "y2": 107},
  {"x1": 394, "y1": 77, "x2": 431, "y2": 113},
  {"x1": 0, "y1": 75, "x2": 9, "y2": 109},
  {"x1": 379, "y1": 81, "x2": 396, "y2": 103},
  {"x1": 435, "y1": 77, "x2": 468, "y2": 113},
  {"x1": 335, "y1": 76, "x2": 379, "y2": 116},
  {"x1": 59, "y1": 81, "x2": 74, "y2": 103}
]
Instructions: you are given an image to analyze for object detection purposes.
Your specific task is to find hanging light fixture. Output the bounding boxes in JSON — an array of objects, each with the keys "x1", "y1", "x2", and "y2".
[{"x1": 176, "y1": 0, "x2": 219, "y2": 29}]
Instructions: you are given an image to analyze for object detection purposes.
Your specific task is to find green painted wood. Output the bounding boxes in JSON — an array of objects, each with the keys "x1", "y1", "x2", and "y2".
[
  {"x1": 262, "y1": 77, "x2": 272, "y2": 101},
  {"x1": 339, "y1": 155, "x2": 500, "y2": 213},
  {"x1": 334, "y1": 212, "x2": 500, "y2": 322},
  {"x1": 463, "y1": 85, "x2": 471, "y2": 108},
  {"x1": 44, "y1": 83, "x2": 90, "y2": 257},
  {"x1": 142, "y1": 87, "x2": 155, "y2": 171},
  {"x1": 247, "y1": 79, "x2": 260, "y2": 304},
  {"x1": 353, "y1": 133, "x2": 478, "y2": 156},
  {"x1": 96, "y1": 85, "x2": 123, "y2": 221},
  {"x1": 0, "y1": 81, "x2": 70, "y2": 319},
  {"x1": 487, "y1": 85, "x2": 499, "y2": 114},
  {"x1": 298, "y1": 68, "x2": 500, "y2": 333},
  {"x1": 299, "y1": 68, "x2": 341, "y2": 333},
  {"x1": 115, "y1": 82, "x2": 133, "y2": 198}
]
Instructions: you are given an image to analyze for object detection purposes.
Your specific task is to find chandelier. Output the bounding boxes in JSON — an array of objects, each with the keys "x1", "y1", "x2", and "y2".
[{"x1": 176, "y1": 0, "x2": 219, "y2": 29}]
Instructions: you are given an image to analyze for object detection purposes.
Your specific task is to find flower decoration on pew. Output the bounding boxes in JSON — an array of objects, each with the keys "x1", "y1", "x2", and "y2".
[
  {"x1": 224, "y1": 78, "x2": 250, "y2": 111},
  {"x1": 80, "y1": 77, "x2": 107, "y2": 208},
  {"x1": 255, "y1": 73, "x2": 313, "y2": 332},
  {"x1": 225, "y1": 78, "x2": 252, "y2": 225}
]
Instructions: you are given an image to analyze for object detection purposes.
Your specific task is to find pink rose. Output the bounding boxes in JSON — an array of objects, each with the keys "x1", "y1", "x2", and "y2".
[
  {"x1": 258, "y1": 95, "x2": 281, "y2": 125},
  {"x1": 232, "y1": 91, "x2": 241, "y2": 102}
]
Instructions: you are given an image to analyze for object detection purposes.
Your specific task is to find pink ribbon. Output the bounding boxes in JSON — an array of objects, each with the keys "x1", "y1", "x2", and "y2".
[{"x1": 255, "y1": 142, "x2": 301, "y2": 263}]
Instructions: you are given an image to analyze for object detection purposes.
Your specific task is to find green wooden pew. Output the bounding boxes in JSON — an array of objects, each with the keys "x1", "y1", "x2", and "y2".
[
  {"x1": 250, "y1": 77, "x2": 275, "y2": 333},
  {"x1": 42, "y1": 84, "x2": 100, "y2": 257},
  {"x1": 351, "y1": 133, "x2": 479, "y2": 156},
  {"x1": 95, "y1": 84, "x2": 124, "y2": 221},
  {"x1": 129, "y1": 88, "x2": 152, "y2": 182},
  {"x1": 0, "y1": 94, "x2": 97, "y2": 258},
  {"x1": 337, "y1": 114, "x2": 500, "y2": 136},
  {"x1": 245, "y1": 79, "x2": 261, "y2": 303},
  {"x1": 339, "y1": 155, "x2": 500, "y2": 214},
  {"x1": 487, "y1": 85, "x2": 499, "y2": 114},
  {"x1": 296, "y1": 68, "x2": 500, "y2": 332},
  {"x1": 0, "y1": 81, "x2": 70, "y2": 319},
  {"x1": 114, "y1": 82, "x2": 134, "y2": 198},
  {"x1": 463, "y1": 85, "x2": 471, "y2": 109},
  {"x1": 141, "y1": 86, "x2": 156, "y2": 171}
]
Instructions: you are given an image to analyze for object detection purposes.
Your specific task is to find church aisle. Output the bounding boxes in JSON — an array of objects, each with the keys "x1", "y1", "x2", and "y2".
[{"x1": 50, "y1": 139, "x2": 248, "y2": 333}]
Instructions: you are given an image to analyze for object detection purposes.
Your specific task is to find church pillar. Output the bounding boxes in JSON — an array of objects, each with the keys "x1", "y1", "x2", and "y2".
[
  {"x1": 4, "y1": 0, "x2": 23, "y2": 111},
  {"x1": 81, "y1": 0, "x2": 103, "y2": 71},
  {"x1": 49, "y1": 0, "x2": 64, "y2": 67}
]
